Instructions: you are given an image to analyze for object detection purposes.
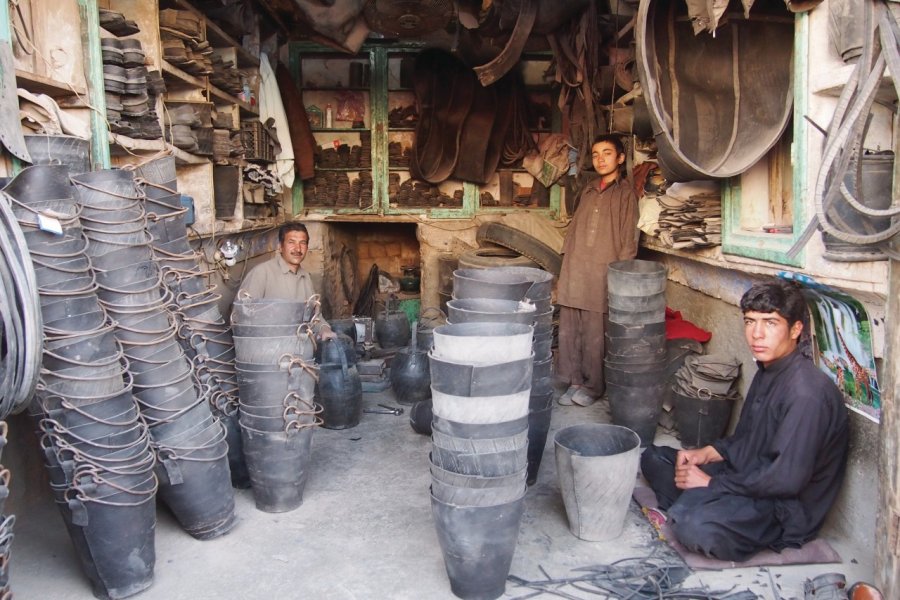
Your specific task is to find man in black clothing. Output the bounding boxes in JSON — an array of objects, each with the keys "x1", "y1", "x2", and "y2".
[{"x1": 641, "y1": 279, "x2": 849, "y2": 561}]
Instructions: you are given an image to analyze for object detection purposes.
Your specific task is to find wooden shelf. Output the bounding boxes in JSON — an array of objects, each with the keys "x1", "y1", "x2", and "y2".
[
  {"x1": 388, "y1": 127, "x2": 416, "y2": 132},
  {"x1": 314, "y1": 167, "x2": 368, "y2": 172},
  {"x1": 303, "y1": 86, "x2": 370, "y2": 92},
  {"x1": 162, "y1": 59, "x2": 206, "y2": 88},
  {"x1": 107, "y1": 132, "x2": 209, "y2": 165},
  {"x1": 812, "y1": 63, "x2": 897, "y2": 105},
  {"x1": 161, "y1": 60, "x2": 258, "y2": 116},
  {"x1": 311, "y1": 127, "x2": 369, "y2": 133},
  {"x1": 16, "y1": 70, "x2": 87, "y2": 98},
  {"x1": 168, "y1": 0, "x2": 259, "y2": 68}
]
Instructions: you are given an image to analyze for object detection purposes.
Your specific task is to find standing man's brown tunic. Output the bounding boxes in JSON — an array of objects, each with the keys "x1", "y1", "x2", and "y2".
[{"x1": 557, "y1": 178, "x2": 638, "y2": 394}]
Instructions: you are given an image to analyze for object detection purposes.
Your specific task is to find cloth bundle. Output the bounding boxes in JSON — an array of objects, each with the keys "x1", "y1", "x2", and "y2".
[{"x1": 672, "y1": 354, "x2": 742, "y2": 399}]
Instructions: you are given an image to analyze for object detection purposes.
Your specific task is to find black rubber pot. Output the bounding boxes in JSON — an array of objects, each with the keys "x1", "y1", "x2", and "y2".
[
  {"x1": 390, "y1": 324, "x2": 431, "y2": 405},
  {"x1": 430, "y1": 492, "x2": 526, "y2": 600},
  {"x1": 526, "y1": 405, "x2": 553, "y2": 485},
  {"x1": 409, "y1": 399, "x2": 433, "y2": 435},
  {"x1": 315, "y1": 335, "x2": 357, "y2": 367},
  {"x1": 241, "y1": 425, "x2": 314, "y2": 513},
  {"x1": 673, "y1": 391, "x2": 734, "y2": 449},
  {"x1": 374, "y1": 304, "x2": 410, "y2": 349},
  {"x1": 607, "y1": 381, "x2": 666, "y2": 447},
  {"x1": 316, "y1": 351, "x2": 362, "y2": 430}
]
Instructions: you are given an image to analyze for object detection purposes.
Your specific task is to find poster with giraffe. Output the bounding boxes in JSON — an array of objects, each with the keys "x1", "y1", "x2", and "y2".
[{"x1": 801, "y1": 286, "x2": 881, "y2": 423}]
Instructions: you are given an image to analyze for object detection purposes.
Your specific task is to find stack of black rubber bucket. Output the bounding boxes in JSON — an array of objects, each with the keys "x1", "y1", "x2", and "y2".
[
  {"x1": 7, "y1": 164, "x2": 238, "y2": 599},
  {"x1": 605, "y1": 259, "x2": 668, "y2": 446},
  {"x1": 71, "y1": 168, "x2": 236, "y2": 541},
  {"x1": 10, "y1": 165, "x2": 158, "y2": 599},
  {"x1": 136, "y1": 156, "x2": 247, "y2": 488},
  {"x1": 232, "y1": 296, "x2": 322, "y2": 512},
  {"x1": 422, "y1": 266, "x2": 553, "y2": 600},
  {"x1": 452, "y1": 267, "x2": 555, "y2": 483}
]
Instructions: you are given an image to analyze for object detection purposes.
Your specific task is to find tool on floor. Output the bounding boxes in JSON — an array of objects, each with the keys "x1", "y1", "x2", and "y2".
[{"x1": 363, "y1": 404, "x2": 404, "y2": 415}]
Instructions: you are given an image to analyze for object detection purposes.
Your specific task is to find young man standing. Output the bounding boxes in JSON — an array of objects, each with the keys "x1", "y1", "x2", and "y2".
[
  {"x1": 557, "y1": 134, "x2": 638, "y2": 407},
  {"x1": 641, "y1": 279, "x2": 849, "y2": 561}
]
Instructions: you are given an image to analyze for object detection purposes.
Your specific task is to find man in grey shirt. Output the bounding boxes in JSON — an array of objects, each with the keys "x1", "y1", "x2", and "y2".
[{"x1": 239, "y1": 221, "x2": 334, "y2": 338}]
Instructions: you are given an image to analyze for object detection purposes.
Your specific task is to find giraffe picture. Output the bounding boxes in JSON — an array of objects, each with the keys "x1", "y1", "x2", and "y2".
[{"x1": 801, "y1": 286, "x2": 881, "y2": 423}]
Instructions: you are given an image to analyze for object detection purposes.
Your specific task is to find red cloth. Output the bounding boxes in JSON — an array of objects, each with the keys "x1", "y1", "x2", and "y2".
[{"x1": 665, "y1": 307, "x2": 711, "y2": 342}]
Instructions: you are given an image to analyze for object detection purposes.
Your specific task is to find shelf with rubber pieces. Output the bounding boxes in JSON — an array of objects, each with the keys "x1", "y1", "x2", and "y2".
[
  {"x1": 384, "y1": 49, "x2": 465, "y2": 213},
  {"x1": 297, "y1": 50, "x2": 376, "y2": 212},
  {"x1": 101, "y1": 0, "x2": 265, "y2": 235},
  {"x1": 475, "y1": 55, "x2": 562, "y2": 215}
]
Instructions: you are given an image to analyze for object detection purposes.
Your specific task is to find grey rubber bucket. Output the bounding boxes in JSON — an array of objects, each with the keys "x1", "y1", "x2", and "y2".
[
  {"x1": 446, "y1": 298, "x2": 537, "y2": 326},
  {"x1": 554, "y1": 423, "x2": 641, "y2": 541},
  {"x1": 430, "y1": 492, "x2": 525, "y2": 600},
  {"x1": 608, "y1": 259, "x2": 667, "y2": 296}
]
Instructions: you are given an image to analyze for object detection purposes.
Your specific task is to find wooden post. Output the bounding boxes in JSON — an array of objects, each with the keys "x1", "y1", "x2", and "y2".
[{"x1": 875, "y1": 102, "x2": 900, "y2": 597}]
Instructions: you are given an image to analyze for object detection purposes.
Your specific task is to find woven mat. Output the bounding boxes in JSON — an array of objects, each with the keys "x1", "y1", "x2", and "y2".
[{"x1": 633, "y1": 486, "x2": 842, "y2": 570}]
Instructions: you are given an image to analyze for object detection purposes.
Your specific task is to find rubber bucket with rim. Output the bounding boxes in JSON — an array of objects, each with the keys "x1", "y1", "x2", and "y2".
[{"x1": 554, "y1": 423, "x2": 641, "y2": 541}]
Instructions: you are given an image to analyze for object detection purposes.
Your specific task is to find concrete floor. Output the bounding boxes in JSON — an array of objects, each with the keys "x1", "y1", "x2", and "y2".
[{"x1": 10, "y1": 387, "x2": 876, "y2": 600}]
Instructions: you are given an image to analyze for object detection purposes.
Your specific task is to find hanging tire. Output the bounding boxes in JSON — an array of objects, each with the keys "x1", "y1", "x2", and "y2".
[
  {"x1": 457, "y1": 245, "x2": 538, "y2": 270},
  {"x1": 475, "y1": 223, "x2": 562, "y2": 275}
]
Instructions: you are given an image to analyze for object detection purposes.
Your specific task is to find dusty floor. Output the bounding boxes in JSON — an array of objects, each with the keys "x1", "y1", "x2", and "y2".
[{"x1": 10, "y1": 387, "x2": 875, "y2": 600}]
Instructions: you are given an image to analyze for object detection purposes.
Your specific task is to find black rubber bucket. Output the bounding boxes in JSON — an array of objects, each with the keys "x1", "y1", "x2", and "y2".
[
  {"x1": 71, "y1": 169, "x2": 142, "y2": 209},
  {"x1": 606, "y1": 332, "x2": 666, "y2": 355},
  {"x1": 528, "y1": 390, "x2": 553, "y2": 411},
  {"x1": 673, "y1": 391, "x2": 734, "y2": 449},
  {"x1": 316, "y1": 352, "x2": 362, "y2": 430},
  {"x1": 216, "y1": 408, "x2": 251, "y2": 489},
  {"x1": 64, "y1": 482, "x2": 157, "y2": 600},
  {"x1": 431, "y1": 492, "x2": 526, "y2": 600},
  {"x1": 431, "y1": 429, "x2": 528, "y2": 477},
  {"x1": 231, "y1": 298, "x2": 305, "y2": 326},
  {"x1": 24, "y1": 134, "x2": 92, "y2": 174},
  {"x1": 236, "y1": 362, "x2": 317, "y2": 406},
  {"x1": 429, "y1": 354, "x2": 533, "y2": 397},
  {"x1": 453, "y1": 267, "x2": 553, "y2": 304},
  {"x1": 608, "y1": 292, "x2": 666, "y2": 313},
  {"x1": 241, "y1": 425, "x2": 314, "y2": 513},
  {"x1": 432, "y1": 415, "x2": 528, "y2": 439},
  {"x1": 155, "y1": 437, "x2": 237, "y2": 540},
  {"x1": 430, "y1": 463, "x2": 527, "y2": 506},
  {"x1": 607, "y1": 260, "x2": 667, "y2": 296},
  {"x1": 526, "y1": 405, "x2": 553, "y2": 485},
  {"x1": 607, "y1": 381, "x2": 666, "y2": 447},
  {"x1": 409, "y1": 399, "x2": 433, "y2": 435},
  {"x1": 604, "y1": 363, "x2": 668, "y2": 386}
]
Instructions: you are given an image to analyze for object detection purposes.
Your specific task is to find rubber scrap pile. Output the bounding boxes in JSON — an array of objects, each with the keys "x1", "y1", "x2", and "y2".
[
  {"x1": 508, "y1": 558, "x2": 758, "y2": 599},
  {"x1": 640, "y1": 181, "x2": 722, "y2": 250}
]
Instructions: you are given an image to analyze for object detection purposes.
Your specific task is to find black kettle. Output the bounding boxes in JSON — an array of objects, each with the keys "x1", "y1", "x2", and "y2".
[{"x1": 389, "y1": 320, "x2": 431, "y2": 406}]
